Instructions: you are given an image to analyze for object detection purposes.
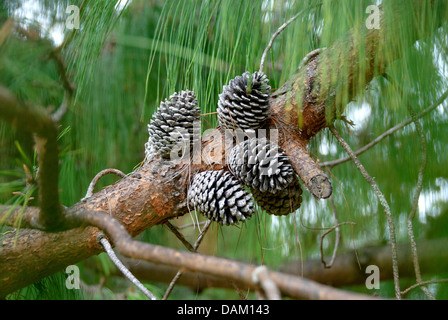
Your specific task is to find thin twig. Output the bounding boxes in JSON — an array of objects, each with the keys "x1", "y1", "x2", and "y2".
[
  {"x1": 163, "y1": 220, "x2": 212, "y2": 300},
  {"x1": 175, "y1": 221, "x2": 209, "y2": 230},
  {"x1": 329, "y1": 124, "x2": 401, "y2": 300},
  {"x1": 403, "y1": 100, "x2": 432, "y2": 298},
  {"x1": 231, "y1": 281, "x2": 248, "y2": 300},
  {"x1": 165, "y1": 221, "x2": 195, "y2": 252},
  {"x1": 48, "y1": 49, "x2": 76, "y2": 122},
  {"x1": 384, "y1": 75, "x2": 435, "y2": 299},
  {"x1": 320, "y1": 222, "x2": 355, "y2": 268},
  {"x1": 406, "y1": 110, "x2": 434, "y2": 299},
  {"x1": 320, "y1": 197, "x2": 356, "y2": 268},
  {"x1": 320, "y1": 89, "x2": 448, "y2": 168},
  {"x1": 83, "y1": 168, "x2": 127, "y2": 200},
  {"x1": 97, "y1": 232, "x2": 157, "y2": 300},
  {"x1": 322, "y1": 197, "x2": 340, "y2": 268},
  {"x1": 297, "y1": 48, "x2": 326, "y2": 71},
  {"x1": 401, "y1": 279, "x2": 448, "y2": 296},
  {"x1": 406, "y1": 107, "x2": 434, "y2": 299},
  {"x1": 259, "y1": 12, "x2": 302, "y2": 73}
]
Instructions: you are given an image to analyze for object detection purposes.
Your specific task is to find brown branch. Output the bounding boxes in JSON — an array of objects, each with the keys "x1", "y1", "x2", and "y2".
[
  {"x1": 64, "y1": 208, "x2": 380, "y2": 300},
  {"x1": 118, "y1": 237, "x2": 448, "y2": 291},
  {"x1": 0, "y1": 203, "x2": 379, "y2": 300},
  {"x1": 0, "y1": 85, "x2": 63, "y2": 230},
  {"x1": 280, "y1": 133, "x2": 332, "y2": 199}
]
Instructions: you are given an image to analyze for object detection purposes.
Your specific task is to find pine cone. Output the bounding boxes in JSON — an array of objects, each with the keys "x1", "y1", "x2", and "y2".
[
  {"x1": 228, "y1": 138, "x2": 295, "y2": 194},
  {"x1": 188, "y1": 170, "x2": 254, "y2": 225},
  {"x1": 147, "y1": 90, "x2": 200, "y2": 159},
  {"x1": 217, "y1": 71, "x2": 271, "y2": 131},
  {"x1": 252, "y1": 177, "x2": 303, "y2": 216}
]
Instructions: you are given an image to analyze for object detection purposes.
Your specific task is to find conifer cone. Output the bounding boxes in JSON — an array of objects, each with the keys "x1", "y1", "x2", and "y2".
[
  {"x1": 217, "y1": 71, "x2": 271, "y2": 131},
  {"x1": 252, "y1": 178, "x2": 303, "y2": 216},
  {"x1": 146, "y1": 90, "x2": 200, "y2": 159},
  {"x1": 187, "y1": 170, "x2": 254, "y2": 225},
  {"x1": 228, "y1": 138, "x2": 295, "y2": 194}
]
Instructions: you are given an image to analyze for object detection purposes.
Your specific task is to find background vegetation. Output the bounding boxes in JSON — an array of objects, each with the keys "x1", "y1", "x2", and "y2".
[{"x1": 1, "y1": 0, "x2": 447, "y2": 299}]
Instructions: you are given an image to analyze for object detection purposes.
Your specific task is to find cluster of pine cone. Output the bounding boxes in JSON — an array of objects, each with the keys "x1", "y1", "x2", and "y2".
[{"x1": 146, "y1": 71, "x2": 303, "y2": 225}]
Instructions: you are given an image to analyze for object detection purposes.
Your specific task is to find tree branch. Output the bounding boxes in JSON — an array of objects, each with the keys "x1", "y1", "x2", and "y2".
[
  {"x1": 118, "y1": 237, "x2": 448, "y2": 291},
  {"x1": 65, "y1": 208, "x2": 381, "y2": 300},
  {"x1": 0, "y1": 85, "x2": 63, "y2": 230}
]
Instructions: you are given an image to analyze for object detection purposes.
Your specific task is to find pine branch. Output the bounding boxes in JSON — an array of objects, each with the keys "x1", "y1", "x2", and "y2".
[
  {"x1": 64, "y1": 208, "x2": 381, "y2": 300},
  {"x1": 0, "y1": 86, "x2": 63, "y2": 230},
  {"x1": 0, "y1": 203, "x2": 380, "y2": 300},
  {"x1": 119, "y1": 237, "x2": 448, "y2": 291}
]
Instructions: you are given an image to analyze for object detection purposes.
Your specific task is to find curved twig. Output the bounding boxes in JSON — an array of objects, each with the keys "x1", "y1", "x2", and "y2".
[
  {"x1": 48, "y1": 49, "x2": 76, "y2": 122},
  {"x1": 98, "y1": 232, "x2": 157, "y2": 300},
  {"x1": 320, "y1": 197, "x2": 356, "y2": 268},
  {"x1": 329, "y1": 124, "x2": 401, "y2": 300},
  {"x1": 83, "y1": 168, "x2": 127, "y2": 200},
  {"x1": 259, "y1": 12, "x2": 302, "y2": 73},
  {"x1": 401, "y1": 279, "x2": 448, "y2": 296}
]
